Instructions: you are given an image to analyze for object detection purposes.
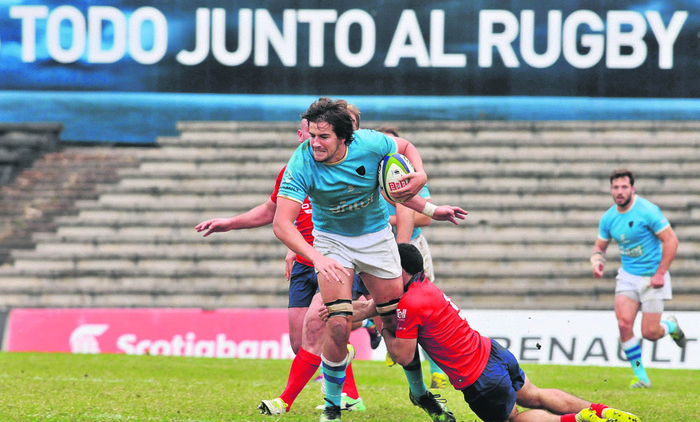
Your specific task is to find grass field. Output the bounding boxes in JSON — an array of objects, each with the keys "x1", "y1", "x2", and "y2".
[{"x1": 0, "y1": 352, "x2": 697, "y2": 421}]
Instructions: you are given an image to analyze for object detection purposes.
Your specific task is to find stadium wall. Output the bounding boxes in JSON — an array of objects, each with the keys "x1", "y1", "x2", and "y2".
[
  {"x1": 4, "y1": 308, "x2": 698, "y2": 370},
  {"x1": 1, "y1": 1, "x2": 699, "y2": 143}
]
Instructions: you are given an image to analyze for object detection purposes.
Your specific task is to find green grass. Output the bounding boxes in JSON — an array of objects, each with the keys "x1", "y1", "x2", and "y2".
[{"x1": 0, "y1": 352, "x2": 697, "y2": 421}]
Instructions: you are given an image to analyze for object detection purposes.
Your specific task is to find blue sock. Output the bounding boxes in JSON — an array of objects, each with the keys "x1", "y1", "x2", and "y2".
[
  {"x1": 660, "y1": 319, "x2": 676, "y2": 336},
  {"x1": 622, "y1": 338, "x2": 649, "y2": 383},
  {"x1": 321, "y1": 354, "x2": 347, "y2": 408},
  {"x1": 403, "y1": 348, "x2": 428, "y2": 398},
  {"x1": 421, "y1": 347, "x2": 443, "y2": 375},
  {"x1": 403, "y1": 367, "x2": 429, "y2": 398}
]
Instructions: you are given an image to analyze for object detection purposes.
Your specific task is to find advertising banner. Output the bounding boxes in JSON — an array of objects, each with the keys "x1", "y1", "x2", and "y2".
[
  {"x1": 6, "y1": 308, "x2": 698, "y2": 369},
  {"x1": 1, "y1": 1, "x2": 699, "y2": 142},
  {"x1": 5, "y1": 308, "x2": 373, "y2": 360}
]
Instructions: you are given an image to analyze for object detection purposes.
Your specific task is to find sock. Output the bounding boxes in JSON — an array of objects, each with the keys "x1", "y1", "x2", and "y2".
[
  {"x1": 361, "y1": 319, "x2": 374, "y2": 329},
  {"x1": 590, "y1": 403, "x2": 608, "y2": 418},
  {"x1": 403, "y1": 347, "x2": 429, "y2": 398},
  {"x1": 560, "y1": 414, "x2": 577, "y2": 422},
  {"x1": 321, "y1": 353, "x2": 348, "y2": 408},
  {"x1": 421, "y1": 347, "x2": 443, "y2": 375},
  {"x1": 660, "y1": 319, "x2": 676, "y2": 337},
  {"x1": 621, "y1": 338, "x2": 650, "y2": 383},
  {"x1": 279, "y1": 347, "x2": 321, "y2": 411},
  {"x1": 342, "y1": 362, "x2": 359, "y2": 399}
]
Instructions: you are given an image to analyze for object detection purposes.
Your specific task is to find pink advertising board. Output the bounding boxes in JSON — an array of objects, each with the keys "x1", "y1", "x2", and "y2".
[{"x1": 6, "y1": 308, "x2": 373, "y2": 360}]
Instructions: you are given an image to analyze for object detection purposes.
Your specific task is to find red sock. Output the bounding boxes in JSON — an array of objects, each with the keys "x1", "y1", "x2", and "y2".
[
  {"x1": 590, "y1": 403, "x2": 608, "y2": 418},
  {"x1": 342, "y1": 362, "x2": 359, "y2": 399},
  {"x1": 560, "y1": 414, "x2": 577, "y2": 422},
  {"x1": 279, "y1": 347, "x2": 321, "y2": 411}
]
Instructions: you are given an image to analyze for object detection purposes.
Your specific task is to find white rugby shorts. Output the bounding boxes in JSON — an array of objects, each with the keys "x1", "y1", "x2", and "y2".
[
  {"x1": 615, "y1": 267, "x2": 672, "y2": 313},
  {"x1": 313, "y1": 224, "x2": 402, "y2": 279}
]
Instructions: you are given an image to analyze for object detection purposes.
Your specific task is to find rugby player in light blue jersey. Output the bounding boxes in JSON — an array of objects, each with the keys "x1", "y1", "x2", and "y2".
[
  {"x1": 274, "y1": 97, "x2": 467, "y2": 422},
  {"x1": 591, "y1": 169, "x2": 685, "y2": 389}
]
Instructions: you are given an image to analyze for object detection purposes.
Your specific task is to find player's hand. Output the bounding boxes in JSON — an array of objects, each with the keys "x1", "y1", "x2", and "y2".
[
  {"x1": 284, "y1": 250, "x2": 295, "y2": 281},
  {"x1": 318, "y1": 305, "x2": 329, "y2": 322},
  {"x1": 432, "y1": 205, "x2": 468, "y2": 225},
  {"x1": 195, "y1": 218, "x2": 231, "y2": 237},
  {"x1": 392, "y1": 170, "x2": 427, "y2": 202},
  {"x1": 648, "y1": 273, "x2": 665, "y2": 289},
  {"x1": 592, "y1": 263, "x2": 604, "y2": 279},
  {"x1": 313, "y1": 255, "x2": 350, "y2": 284}
]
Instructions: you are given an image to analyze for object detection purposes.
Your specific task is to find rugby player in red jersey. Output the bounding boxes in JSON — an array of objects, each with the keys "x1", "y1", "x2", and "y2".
[{"x1": 344, "y1": 243, "x2": 641, "y2": 422}]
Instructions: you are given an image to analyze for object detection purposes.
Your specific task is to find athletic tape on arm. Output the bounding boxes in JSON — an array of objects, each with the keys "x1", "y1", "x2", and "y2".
[{"x1": 590, "y1": 251, "x2": 606, "y2": 269}]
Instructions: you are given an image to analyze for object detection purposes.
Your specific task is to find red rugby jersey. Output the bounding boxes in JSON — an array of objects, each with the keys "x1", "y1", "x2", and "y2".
[{"x1": 396, "y1": 273, "x2": 491, "y2": 389}]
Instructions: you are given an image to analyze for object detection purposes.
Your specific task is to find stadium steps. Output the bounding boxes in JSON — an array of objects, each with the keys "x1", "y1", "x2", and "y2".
[
  {"x1": 0, "y1": 146, "x2": 143, "y2": 266},
  {"x1": 1, "y1": 120, "x2": 700, "y2": 310}
]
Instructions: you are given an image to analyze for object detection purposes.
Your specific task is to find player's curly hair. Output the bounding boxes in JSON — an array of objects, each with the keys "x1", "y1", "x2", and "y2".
[
  {"x1": 398, "y1": 243, "x2": 424, "y2": 275},
  {"x1": 610, "y1": 168, "x2": 635, "y2": 186},
  {"x1": 302, "y1": 97, "x2": 355, "y2": 145}
]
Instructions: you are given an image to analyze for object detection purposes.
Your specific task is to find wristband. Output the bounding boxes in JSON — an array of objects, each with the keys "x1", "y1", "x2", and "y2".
[
  {"x1": 590, "y1": 251, "x2": 606, "y2": 269},
  {"x1": 421, "y1": 202, "x2": 437, "y2": 218}
]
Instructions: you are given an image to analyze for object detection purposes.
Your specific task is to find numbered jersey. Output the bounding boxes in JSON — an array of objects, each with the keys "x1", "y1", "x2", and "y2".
[{"x1": 395, "y1": 273, "x2": 491, "y2": 389}]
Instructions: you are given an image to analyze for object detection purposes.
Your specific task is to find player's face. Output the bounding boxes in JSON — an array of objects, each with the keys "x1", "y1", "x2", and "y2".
[
  {"x1": 610, "y1": 176, "x2": 635, "y2": 209},
  {"x1": 308, "y1": 121, "x2": 346, "y2": 163}
]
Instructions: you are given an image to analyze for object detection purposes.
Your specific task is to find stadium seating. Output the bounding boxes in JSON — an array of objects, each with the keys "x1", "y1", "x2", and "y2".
[{"x1": 0, "y1": 120, "x2": 698, "y2": 311}]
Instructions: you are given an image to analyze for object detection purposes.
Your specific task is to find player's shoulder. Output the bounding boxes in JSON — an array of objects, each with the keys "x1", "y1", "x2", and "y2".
[
  {"x1": 354, "y1": 129, "x2": 393, "y2": 148},
  {"x1": 600, "y1": 203, "x2": 618, "y2": 220},
  {"x1": 634, "y1": 196, "x2": 661, "y2": 212}
]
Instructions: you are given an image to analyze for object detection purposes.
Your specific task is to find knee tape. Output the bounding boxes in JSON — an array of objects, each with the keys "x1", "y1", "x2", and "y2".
[
  {"x1": 376, "y1": 298, "x2": 400, "y2": 317},
  {"x1": 325, "y1": 298, "x2": 353, "y2": 318}
]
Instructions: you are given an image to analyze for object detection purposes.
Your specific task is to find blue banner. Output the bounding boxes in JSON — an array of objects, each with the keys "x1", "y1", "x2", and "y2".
[{"x1": 1, "y1": 1, "x2": 699, "y2": 142}]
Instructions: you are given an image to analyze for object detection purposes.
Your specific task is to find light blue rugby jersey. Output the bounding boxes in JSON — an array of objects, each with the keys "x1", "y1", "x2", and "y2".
[
  {"x1": 598, "y1": 196, "x2": 671, "y2": 276},
  {"x1": 278, "y1": 129, "x2": 397, "y2": 237},
  {"x1": 384, "y1": 185, "x2": 431, "y2": 240}
]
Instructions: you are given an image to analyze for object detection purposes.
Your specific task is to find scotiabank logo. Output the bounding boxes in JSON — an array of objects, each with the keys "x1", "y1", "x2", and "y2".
[
  {"x1": 116, "y1": 332, "x2": 294, "y2": 359},
  {"x1": 70, "y1": 324, "x2": 109, "y2": 354}
]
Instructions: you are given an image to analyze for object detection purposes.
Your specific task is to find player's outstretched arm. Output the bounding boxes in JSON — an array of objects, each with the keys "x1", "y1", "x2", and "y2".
[
  {"x1": 195, "y1": 198, "x2": 277, "y2": 236},
  {"x1": 401, "y1": 195, "x2": 468, "y2": 225}
]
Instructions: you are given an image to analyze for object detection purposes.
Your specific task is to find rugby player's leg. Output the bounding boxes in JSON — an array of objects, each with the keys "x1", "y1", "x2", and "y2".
[
  {"x1": 514, "y1": 375, "x2": 590, "y2": 417},
  {"x1": 288, "y1": 307, "x2": 307, "y2": 354},
  {"x1": 319, "y1": 269, "x2": 355, "y2": 410},
  {"x1": 261, "y1": 267, "x2": 321, "y2": 413},
  {"x1": 615, "y1": 294, "x2": 650, "y2": 387},
  {"x1": 640, "y1": 311, "x2": 664, "y2": 341},
  {"x1": 288, "y1": 261, "x2": 320, "y2": 354}
]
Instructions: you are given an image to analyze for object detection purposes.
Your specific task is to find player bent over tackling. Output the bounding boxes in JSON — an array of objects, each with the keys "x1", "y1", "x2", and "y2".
[{"x1": 333, "y1": 243, "x2": 641, "y2": 422}]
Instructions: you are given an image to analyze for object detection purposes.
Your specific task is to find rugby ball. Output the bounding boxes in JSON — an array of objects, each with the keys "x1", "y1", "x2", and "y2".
[{"x1": 378, "y1": 153, "x2": 414, "y2": 203}]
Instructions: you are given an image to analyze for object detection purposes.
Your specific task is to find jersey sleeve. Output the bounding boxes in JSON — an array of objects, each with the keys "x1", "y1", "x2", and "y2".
[
  {"x1": 277, "y1": 144, "x2": 309, "y2": 204},
  {"x1": 270, "y1": 166, "x2": 286, "y2": 204},
  {"x1": 395, "y1": 293, "x2": 425, "y2": 340},
  {"x1": 647, "y1": 204, "x2": 671, "y2": 234}
]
